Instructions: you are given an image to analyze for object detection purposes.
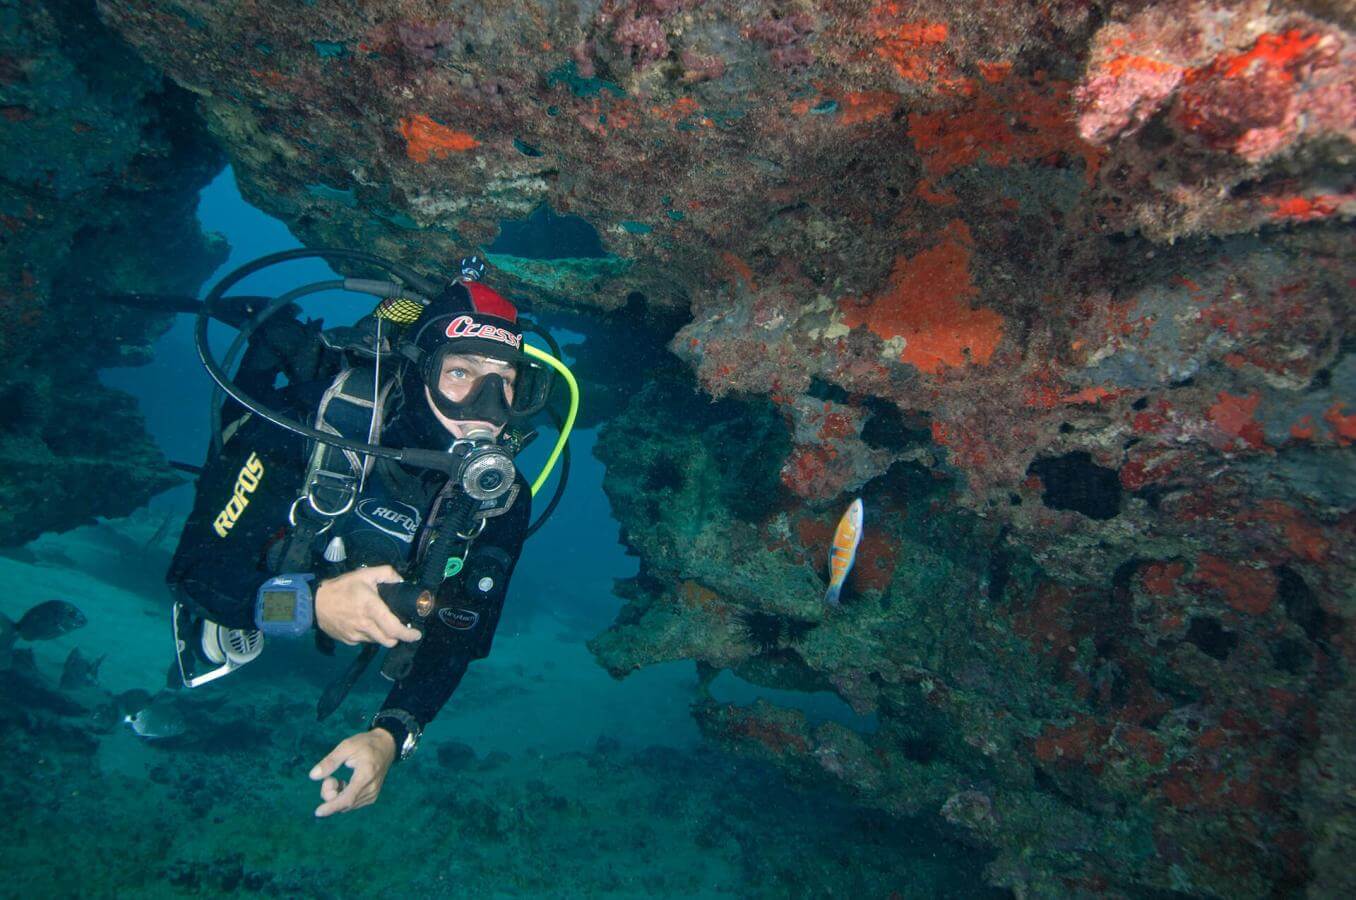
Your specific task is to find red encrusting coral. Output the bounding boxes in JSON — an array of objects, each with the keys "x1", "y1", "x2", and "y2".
[
  {"x1": 1207, "y1": 392, "x2": 1267, "y2": 451},
  {"x1": 399, "y1": 114, "x2": 479, "y2": 162},
  {"x1": 838, "y1": 220, "x2": 1004, "y2": 375},
  {"x1": 909, "y1": 71, "x2": 1104, "y2": 184},
  {"x1": 1192, "y1": 554, "x2": 1278, "y2": 616}
]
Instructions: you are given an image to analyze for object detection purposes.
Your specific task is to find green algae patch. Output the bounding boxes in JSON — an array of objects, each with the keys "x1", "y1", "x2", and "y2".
[
  {"x1": 312, "y1": 41, "x2": 347, "y2": 59},
  {"x1": 545, "y1": 62, "x2": 623, "y2": 99},
  {"x1": 485, "y1": 252, "x2": 632, "y2": 293}
]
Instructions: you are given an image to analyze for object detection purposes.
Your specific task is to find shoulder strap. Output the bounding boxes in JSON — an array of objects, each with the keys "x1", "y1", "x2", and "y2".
[{"x1": 300, "y1": 365, "x2": 394, "y2": 518}]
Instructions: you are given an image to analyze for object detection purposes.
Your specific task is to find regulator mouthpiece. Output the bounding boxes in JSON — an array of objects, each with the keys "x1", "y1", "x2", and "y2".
[{"x1": 452, "y1": 433, "x2": 516, "y2": 502}]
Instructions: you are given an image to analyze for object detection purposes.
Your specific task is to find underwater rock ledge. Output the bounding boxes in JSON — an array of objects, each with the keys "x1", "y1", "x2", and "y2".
[{"x1": 86, "y1": 0, "x2": 1356, "y2": 895}]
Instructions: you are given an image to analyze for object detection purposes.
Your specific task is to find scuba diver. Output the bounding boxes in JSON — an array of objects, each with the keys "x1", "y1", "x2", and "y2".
[{"x1": 160, "y1": 250, "x2": 577, "y2": 817}]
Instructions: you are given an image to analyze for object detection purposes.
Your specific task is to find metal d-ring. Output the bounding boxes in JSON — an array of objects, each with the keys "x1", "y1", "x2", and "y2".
[
  {"x1": 455, "y1": 517, "x2": 487, "y2": 541},
  {"x1": 288, "y1": 496, "x2": 335, "y2": 533}
]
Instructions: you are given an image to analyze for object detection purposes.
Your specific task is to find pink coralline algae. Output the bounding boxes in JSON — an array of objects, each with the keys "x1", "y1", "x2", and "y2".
[
  {"x1": 1076, "y1": 56, "x2": 1184, "y2": 144},
  {"x1": 680, "y1": 49, "x2": 725, "y2": 83},
  {"x1": 393, "y1": 20, "x2": 457, "y2": 63},
  {"x1": 1176, "y1": 29, "x2": 1346, "y2": 161},
  {"x1": 748, "y1": 13, "x2": 816, "y2": 69},
  {"x1": 609, "y1": 14, "x2": 669, "y2": 68},
  {"x1": 1078, "y1": 14, "x2": 1355, "y2": 161},
  {"x1": 778, "y1": 397, "x2": 892, "y2": 501}
]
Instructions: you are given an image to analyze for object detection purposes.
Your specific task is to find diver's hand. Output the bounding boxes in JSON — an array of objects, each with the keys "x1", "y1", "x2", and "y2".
[
  {"x1": 314, "y1": 566, "x2": 422, "y2": 647},
  {"x1": 309, "y1": 728, "x2": 396, "y2": 817}
]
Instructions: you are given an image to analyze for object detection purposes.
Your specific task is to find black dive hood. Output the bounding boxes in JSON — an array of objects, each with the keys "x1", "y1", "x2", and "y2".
[{"x1": 193, "y1": 248, "x2": 568, "y2": 480}]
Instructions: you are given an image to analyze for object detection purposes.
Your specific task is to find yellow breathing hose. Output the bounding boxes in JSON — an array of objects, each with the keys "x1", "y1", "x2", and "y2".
[{"x1": 522, "y1": 343, "x2": 579, "y2": 497}]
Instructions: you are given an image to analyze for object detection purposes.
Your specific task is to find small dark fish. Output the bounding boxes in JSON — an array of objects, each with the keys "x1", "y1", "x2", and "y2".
[
  {"x1": 60, "y1": 647, "x2": 104, "y2": 690},
  {"x1": 3, "y1": 600, "x2": 87, "y2": 641},
  {"x1": 125, "y1": 701, "x2": 187, "y2": 739}
]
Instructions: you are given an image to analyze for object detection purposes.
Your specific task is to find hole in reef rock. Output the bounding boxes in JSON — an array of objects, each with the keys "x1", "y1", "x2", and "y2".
[
  {"x1": 643, "y1": 458, "x2": 685, "y2": 492},
  {"x1": 488, "y1": 203, "x2": 606, "y2": 259},
  {"x1": 1026, "y1": 451, "x2": 1122, "y2": 520},
  {"x1": 1185, "y1": 616, "x2": 1237, "y2": 661},
  {"x1": 860, "y1": 397, "x2": 931, "y2": 451},
  {"x1": 512, "y1": 138, "x2": 543, "y2": 157},
  {"x1": 0, "y1": 383, "x2": 40, "y2": 431},
  {"x1": 1270, "y1": 637, "x2": 1311, "y2": 675}
]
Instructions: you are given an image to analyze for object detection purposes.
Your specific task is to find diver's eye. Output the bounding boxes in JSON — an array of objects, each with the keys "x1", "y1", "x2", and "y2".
[{"x1": 445, "y1": 367, "x2": 468, "y2": 380}]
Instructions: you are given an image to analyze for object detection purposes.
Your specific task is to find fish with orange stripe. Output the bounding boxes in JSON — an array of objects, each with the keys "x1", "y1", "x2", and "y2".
[{"x1": 823, "y1": 498, "x2": 864, "y2": 606}]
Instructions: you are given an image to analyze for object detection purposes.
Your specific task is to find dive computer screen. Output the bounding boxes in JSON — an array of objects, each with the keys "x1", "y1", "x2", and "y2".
[{"x1": 261, "y1": 590, "x2": 297, "y2": 621}]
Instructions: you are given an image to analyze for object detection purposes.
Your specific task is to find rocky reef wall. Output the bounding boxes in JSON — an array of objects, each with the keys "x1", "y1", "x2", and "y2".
[
  {"x1": 96, "y1": 0, "x2": 1354, "y2": 895},
  {"x1": 0, "y1": 0, "x2": 227, "y2": 544}
]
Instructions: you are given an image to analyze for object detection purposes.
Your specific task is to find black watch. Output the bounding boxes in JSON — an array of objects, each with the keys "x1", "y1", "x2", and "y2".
[{"x1": 371, "y1": 708, "x2": 422, "y2": 761}]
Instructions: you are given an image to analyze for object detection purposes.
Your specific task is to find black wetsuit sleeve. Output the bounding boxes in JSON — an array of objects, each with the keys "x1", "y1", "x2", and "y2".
[
  {"x1": 166, "y1": 410, "x2": 308, "y2": 629},
  {"x1": 378, "y1": 477, "x2": 531, "y2": 728}
]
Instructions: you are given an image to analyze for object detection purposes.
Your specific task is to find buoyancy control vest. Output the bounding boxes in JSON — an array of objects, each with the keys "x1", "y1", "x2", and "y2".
[{"x1": 274, "y1": 363, "x2": 525, "y2": 717}]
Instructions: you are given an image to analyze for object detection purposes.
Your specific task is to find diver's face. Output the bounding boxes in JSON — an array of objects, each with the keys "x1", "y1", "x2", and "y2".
[{"x1": 425, "y1": 353, "x2": 517, "y2": 440}]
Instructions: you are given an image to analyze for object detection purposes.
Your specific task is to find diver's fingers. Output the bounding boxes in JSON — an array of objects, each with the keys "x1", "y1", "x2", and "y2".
[
  {"x1": 320, "y1": 777, "x2": 342, "y2": 802},
  {"x1": 369, "y1": 603, "x2": 422, "y2": 644},
  {"x1": 350, "y1": 765, "x2": 382, "y2": 809},
  {"x1": 352, "y1": 783, "x2": 379, "y2": 810},
  {"x1": 362, "y1": 565, "x2": 404, "y2": 586},
  {"x1": 309, "y1": 739, "x2": 354, "y2": 780},
  {"x1": 359, "y1": 616, "x2": 398, "y2": 649},
  {"x1": 316, "y1": 781, "x2": 359, "y2": 817},
  {"x1": 316, "y1": 769, "x2": 368, "y2": 817}
]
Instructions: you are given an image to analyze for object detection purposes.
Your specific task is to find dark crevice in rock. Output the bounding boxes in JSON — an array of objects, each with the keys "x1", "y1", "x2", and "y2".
[
  {"x1": 805, "y1": 376, "x2": 850, "y2": 404},
  {"x1": 643, "y1": 458, "x2": 686, "y2": 492},
  {"x1": 1270, "y1": 638, "x2": 1312, "y2": 675},
  {"x1": 488, "y1": 203, "x2": 606, "y2": 259},
  {"x1": 707, "y1": 400, "x2": 792, "y2": 523},
  {"x1": 1277, "y1": 565, "x2": 1334, "y2": 644},
  {"x1": 860, "y1": 397, "x2": 931, "y2": 451},
  {"x1": 1027, "y1": 452, "x2": 1122, "y2": 520},
  {"x1": 1185, "y1": 617, "x2": 1238, "y2": 661},
  {"x1": 0, "y1": 383, "x2": 41, "y2": 432}
]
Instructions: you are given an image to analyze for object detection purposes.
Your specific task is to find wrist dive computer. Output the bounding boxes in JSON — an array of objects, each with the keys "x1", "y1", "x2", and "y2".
[{"x1": 254, "y1": 573, "x2": 316, "y2": 637}]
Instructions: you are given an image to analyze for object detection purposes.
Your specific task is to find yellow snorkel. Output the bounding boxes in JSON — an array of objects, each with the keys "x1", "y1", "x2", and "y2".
[{"x1": 521, "y1": 342, "x2": 579, "y2": 498}]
